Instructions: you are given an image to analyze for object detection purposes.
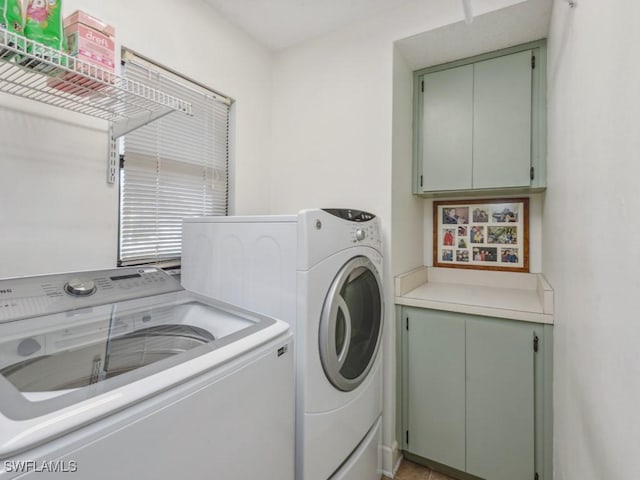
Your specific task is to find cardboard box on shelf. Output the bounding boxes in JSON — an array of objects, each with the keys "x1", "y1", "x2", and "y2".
[
  {"x1": 63, "y1": 10, "x2": 115, "y2": 38},
  {"x1": 65, "y1": 10, "x2": 115, "y2": 72},
  {"x1": 47, "y1": 10, "x2": 116, "y2": 95}
]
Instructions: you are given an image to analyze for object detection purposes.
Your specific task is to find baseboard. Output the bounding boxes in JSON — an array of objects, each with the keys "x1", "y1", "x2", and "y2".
[{"x1": 381, "y1": 441, "x2": 402, "y2": 478}]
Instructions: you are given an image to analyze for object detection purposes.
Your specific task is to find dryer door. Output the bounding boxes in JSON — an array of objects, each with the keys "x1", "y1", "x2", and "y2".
[{"x1": 319, "y1": 256, "x2": 383, "y2": 392}]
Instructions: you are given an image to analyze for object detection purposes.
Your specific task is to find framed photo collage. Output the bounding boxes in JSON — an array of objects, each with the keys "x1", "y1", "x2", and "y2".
[{"x1": 433, "y1": 198, "x2": 529, "y2": 272}]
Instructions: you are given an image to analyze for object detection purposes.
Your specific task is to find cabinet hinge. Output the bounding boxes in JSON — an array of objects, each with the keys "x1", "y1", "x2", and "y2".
[
  {"x1": 421, "y1": 80, "x2": 424, "y2": 92},
  {"x1": 532, "y1": 55, "x2": 536, "y2": 69},
  {"x1": 420, "y1": 175, "x2": 423, "y2": 187},
  {"x1": 406, "y1": 317, "x2": 409, "y2": 331},
  {"x1": 530, "y1": 166, "x2": 535, "y2": 181},
  {"x1": 534, "y1": 472, "x2": 539, "y2": 480},
  {"x1": 406, "y1": 430, "x2": 409, "y2": 444},
  {"x1": 534, "y1": 335, "x2": 539, "y2": 353},
  {"x1": 119, "y1": 154, "x2": 125, "y2": 169}
]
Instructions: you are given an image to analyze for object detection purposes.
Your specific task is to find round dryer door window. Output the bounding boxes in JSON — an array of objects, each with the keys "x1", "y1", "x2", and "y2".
[{"x1": 319, "y1": 256, "x2": 383, "y2": 392}]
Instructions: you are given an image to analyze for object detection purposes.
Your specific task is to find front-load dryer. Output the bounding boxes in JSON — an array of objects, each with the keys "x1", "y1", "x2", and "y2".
[{"x1": 182, "y1": 208, "x2": 384, "y2": 480}]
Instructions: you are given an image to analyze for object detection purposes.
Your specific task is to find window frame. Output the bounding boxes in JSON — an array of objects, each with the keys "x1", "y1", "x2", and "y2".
[{"x1": 117, "y1": 50, "x2": 232, "y2": 268}]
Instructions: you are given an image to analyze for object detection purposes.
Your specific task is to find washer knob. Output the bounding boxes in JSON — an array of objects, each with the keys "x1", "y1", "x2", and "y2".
[
  {"x1": 355, "y1": 229, "x2": 366, "y2": 241},
  {"x1": 64, "y1": 279, "x2": 97, "y2": 297}
]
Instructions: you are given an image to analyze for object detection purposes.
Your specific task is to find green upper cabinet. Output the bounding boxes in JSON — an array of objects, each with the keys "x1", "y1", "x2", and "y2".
[
  {"x1": 414, "y1": 41, "x2": 547, "y2": 195},
  {"x1": 421, "y1": 64, "x2": 474, "y2": 192},
  {"x1": 472, "y1": 51, "x2": 532, "y2": 189}
]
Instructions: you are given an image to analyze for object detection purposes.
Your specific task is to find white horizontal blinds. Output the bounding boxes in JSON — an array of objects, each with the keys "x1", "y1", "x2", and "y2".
[{"x1": 119, "y1": 55, "x2": 230, "y2": 266}]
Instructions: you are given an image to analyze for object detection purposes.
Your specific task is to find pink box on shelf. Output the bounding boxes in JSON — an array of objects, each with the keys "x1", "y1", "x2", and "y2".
[
  {"x1": 65, "y1": 19, "x2": 116, "y2": 72},
  {"x1": 48, "y1": 10, "x2": 116, "y2": 95},
  {"x1": 63, "y1": 10, "x2": 116, "y2": 38}
]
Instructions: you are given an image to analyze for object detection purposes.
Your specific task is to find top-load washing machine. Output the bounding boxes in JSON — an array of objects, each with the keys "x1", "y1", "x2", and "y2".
[
  {"x1": 182, "y1": 208, "x2": 384, "y2": 480},
  {"x1": 0, "y1": 267, "x2": 294, "y2": 479}
]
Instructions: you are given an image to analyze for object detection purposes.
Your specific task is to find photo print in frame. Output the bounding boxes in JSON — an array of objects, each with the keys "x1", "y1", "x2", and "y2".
[{"x1": 433, "y1": 198, "x2": 529, "y2": 272}]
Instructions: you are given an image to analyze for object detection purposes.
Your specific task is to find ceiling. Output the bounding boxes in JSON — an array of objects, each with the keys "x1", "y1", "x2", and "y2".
[
  {"x1": 203, "y1": 0, "x2": 417, "y2": 50},
  {"x1": 396, "y1": 0, "x2": 553, "y2": 70},
  {"x1": 202, "y1": 0, "x2": 553, "y2": 60}
]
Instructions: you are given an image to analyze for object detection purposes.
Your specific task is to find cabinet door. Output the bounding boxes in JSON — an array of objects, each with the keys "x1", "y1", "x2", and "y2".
[
  {"x1": 421, "y1": 64, "x2": 473, "y2": 191},
  {"x1": 405, "y1": 308, "x2": 466, "y2": 471},
  {"x1": 466, "y1": 318, "x2": 536, "y2": 480},
  {"x1": 472, "y1": 50, "x2": 533, "y2": 189}
]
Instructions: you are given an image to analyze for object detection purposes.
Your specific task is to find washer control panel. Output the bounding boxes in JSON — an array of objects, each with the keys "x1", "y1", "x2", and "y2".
[
  {"x1": 64, "y1": 279, "x2": 97, "y2": 297},
  {"x1": 0, "y1": 267, "x2": 182, "y2": 323}
]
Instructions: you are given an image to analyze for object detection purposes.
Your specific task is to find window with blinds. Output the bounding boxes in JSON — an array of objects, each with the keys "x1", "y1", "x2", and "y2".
[{"x1": 119, "y1": 52, "x2": 230, "y2": 267}]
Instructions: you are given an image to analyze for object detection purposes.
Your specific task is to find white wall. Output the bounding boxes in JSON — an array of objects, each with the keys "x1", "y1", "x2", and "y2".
[
  {"x1": 0, "y1": 0, "x2": 273, "y2": 278},
  {"x1": 270, "y1": 0, "x2": 527, "y2": 216},
  {"x1": 392, "y1": 48, "x2": 424, "y2": 279},
  {"x1": 545, "y1": 1, "x2": 640, "y2": 478},
  {"x1": 269, "y1": 0, "x2": 526, "y2": 473},
  {"x1": 390, "y1": 45, "x2": 425, "y2": 467}
]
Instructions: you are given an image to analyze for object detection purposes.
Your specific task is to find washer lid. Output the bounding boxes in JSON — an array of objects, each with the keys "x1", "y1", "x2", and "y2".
[{"x1": 0, "y1": 290, "x2": 288, "y2": 458}]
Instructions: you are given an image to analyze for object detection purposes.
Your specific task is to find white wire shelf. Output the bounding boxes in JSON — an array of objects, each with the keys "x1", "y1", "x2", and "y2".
[{"x1": 0, "y1": 28, "x2": 192, "y2": 136}]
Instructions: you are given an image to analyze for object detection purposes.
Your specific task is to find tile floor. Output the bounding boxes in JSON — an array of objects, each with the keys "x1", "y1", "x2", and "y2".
[{"x1": 386, "y1": 459, "x2": 457, "y2": 480}]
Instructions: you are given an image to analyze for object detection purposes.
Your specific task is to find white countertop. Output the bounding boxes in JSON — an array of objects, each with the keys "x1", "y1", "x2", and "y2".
[{"x1": 395, "y1": 267, "x2": 554, "y2": 324}]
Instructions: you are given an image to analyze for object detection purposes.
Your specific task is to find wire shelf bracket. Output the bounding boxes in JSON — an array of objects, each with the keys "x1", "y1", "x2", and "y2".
[
  {"x1": 111, "y1": 108, "x2": 174, "y2": 138},
  {"x1": 107, "y1": 124, "x2": 118, "y2": 184}
]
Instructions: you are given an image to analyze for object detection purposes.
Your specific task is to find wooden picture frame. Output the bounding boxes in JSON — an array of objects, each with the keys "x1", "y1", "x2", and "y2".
[{"x1": 433, "y1": 198, "x2": 529, "y2": 272}]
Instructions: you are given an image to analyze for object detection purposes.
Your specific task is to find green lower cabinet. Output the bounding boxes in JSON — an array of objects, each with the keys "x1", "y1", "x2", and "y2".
[
  {"x1": 400, "y1": 307, "x2": 553, "y2": 480},
  {"x1": 466, "y1": 318, "x2": 536, "y2": 480},
  {"x1": 406, "y1": 310, "x2": 466, "y2": 470}
]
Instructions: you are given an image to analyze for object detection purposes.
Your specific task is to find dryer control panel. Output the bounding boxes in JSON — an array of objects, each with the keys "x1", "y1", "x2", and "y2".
[
  {"x1": 0, "y1": 267, "x2": 182, "y2": 323},
  {"x1": 320, "y1": 209, "x2": 381, "y2": 246},
  {"x1": 322, "y1": 209, "x2": 375, "y2": 223},
  {"x1": 298, "y1": 209, "x2": 382, "y2": 270},
  {"x1": 350, "y1": 223, "x2": 381, "y2": 245}
]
